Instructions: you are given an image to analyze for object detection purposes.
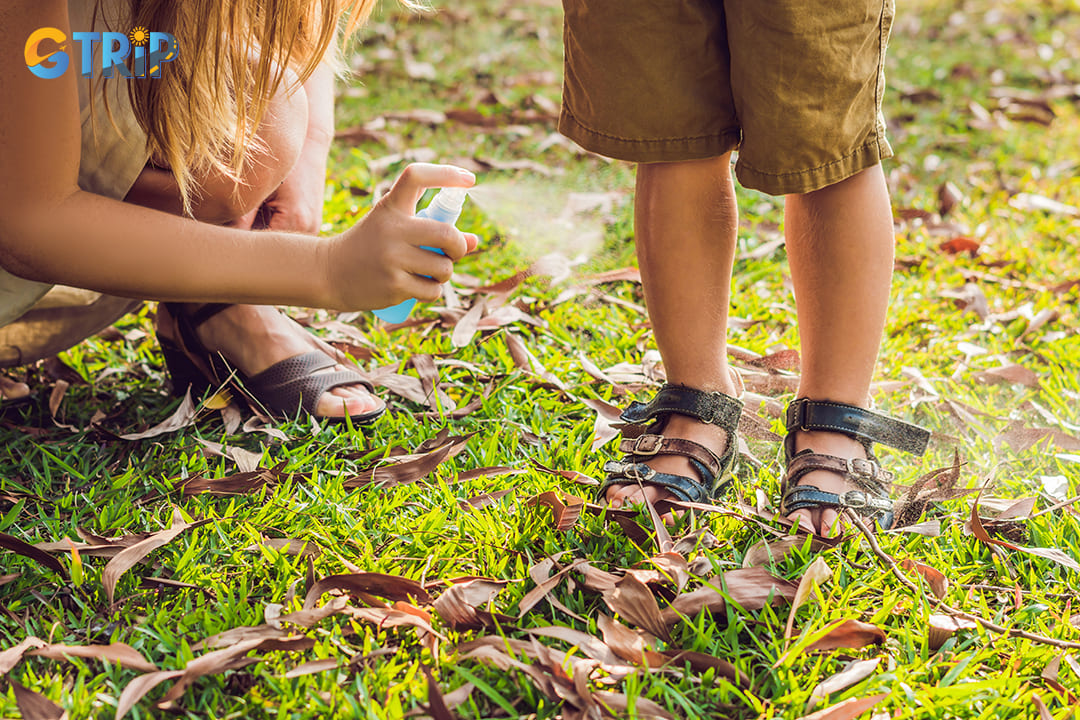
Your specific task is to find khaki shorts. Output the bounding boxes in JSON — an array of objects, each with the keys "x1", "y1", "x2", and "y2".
[{"x1": 559, "y1": 0, "x2": 895, "y2": 195}]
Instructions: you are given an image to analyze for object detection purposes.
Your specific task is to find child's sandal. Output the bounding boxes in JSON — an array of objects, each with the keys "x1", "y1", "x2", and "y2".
[
  {"x1": 780, "y1": 398, "x2": 931, "y2": 529},
  {"x1": 599, "y1": 383, "x2": 744, "y2": 504}
]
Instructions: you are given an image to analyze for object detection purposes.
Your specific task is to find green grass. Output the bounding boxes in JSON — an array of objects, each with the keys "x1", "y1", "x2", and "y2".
[{"x1": 3, "y1": 0, "x2": 1080, "y2": 717}]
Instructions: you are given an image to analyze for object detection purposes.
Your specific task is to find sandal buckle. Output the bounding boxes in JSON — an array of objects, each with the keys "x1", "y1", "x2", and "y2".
[
  {"x1": 840, "y1": 490, "x2": 869, "y2": 509},
  {"x1": 604, "y1": 461, "x2": 657, "y2": 483},
  {"x1": 631, "y1": 434, "x2": 664, "y2": 456},
  {"x1": 845, "y1": 457, "x2": 879, "y2": 479}
]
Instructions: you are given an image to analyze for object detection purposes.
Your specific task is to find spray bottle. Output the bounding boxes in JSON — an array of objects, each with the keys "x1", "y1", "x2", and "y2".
[{"x1": 373, "y1": 187, "x2": 468, "y2": 323}]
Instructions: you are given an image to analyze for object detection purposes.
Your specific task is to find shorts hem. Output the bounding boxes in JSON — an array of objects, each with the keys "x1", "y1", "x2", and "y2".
[
  {"x1": 735, "y1": 136, "x2": 894, "y2": 196},
  {"x1": 559, "y1": 109, "x2": 741, "y2": 163}
]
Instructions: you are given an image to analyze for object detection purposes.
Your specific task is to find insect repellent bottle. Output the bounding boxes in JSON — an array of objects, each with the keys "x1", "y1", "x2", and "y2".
[{"x1": 373, "y1": 187, "x2": 468, "y2": 323}]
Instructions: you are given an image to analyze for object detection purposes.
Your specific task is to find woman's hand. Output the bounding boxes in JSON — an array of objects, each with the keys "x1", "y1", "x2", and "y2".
[{"x1": 322, "y1": 163, "x2": 478, "y2": 311}]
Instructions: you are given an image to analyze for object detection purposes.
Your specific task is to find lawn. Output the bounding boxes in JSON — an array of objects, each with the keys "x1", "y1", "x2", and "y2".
[{"x1": 2, "y1": 0, "x2": 1079, "y2": 718}]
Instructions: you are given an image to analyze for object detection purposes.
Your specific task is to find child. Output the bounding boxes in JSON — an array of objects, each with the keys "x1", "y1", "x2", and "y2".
[
  {"x1": 559, "y1": 0, "x2": 929, "y2": 535},
  {"x1": 0, "y1": 0, "x2": 476, "y2": 421}
]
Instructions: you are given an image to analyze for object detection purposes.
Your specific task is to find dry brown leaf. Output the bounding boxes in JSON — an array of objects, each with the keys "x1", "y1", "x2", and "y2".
[
  {"x1": 451, "y1": 298, "x2": 487, "y2": 348},
  {"x1": 808, "y1": 659, "x2": 881, "y2": 708},
  {"x1": 794, "y1": 693, "x2": 889, "y2": 720},
  {"x1": 603, "y1": 574, "x2": 670, "y2": 641},
  {"x1": 1032, "y1": 694, "x2": 1053, "y2": 720},
  {"x1": 102, "y1": 510, "x2": 202, "y2": 605},
  {"x1": 284, "y1": 658, "x2": 340, "y2": 678},
  {"x1": 972, "y1": 363, "x2": 1040, "y2": 389},
  {"x1": 304, "y1": 572, "x2": 432, "y2": 609},
  {"x1": 804, "y1": 619, "x2": 887, "y2": 653},
  {"x1": 785, "y1": 557, "x2": 833, "y2": 640},
  {"x1": 28, "y1": 642, "x2": 156, "y2": 672},
  {"x1": 661, "y1": 568, "x2": 798, "y2": 627},
  {"x1": 0, "y1": 532, "x2": 67, "y2": 576},
  {"x1": 432, "y1": 579, "x2": 511, "y2": 631},
  {"x1": 968, "y1": 494, "x2": 1079, "y2": 571},
  {"x1": 529, "y1": 458, "x2": 600, "y2": 487},
  {"x1": 179, "y1": 465, "x2": 287, "y2": 497},
  {"x1": 661, "y1": 649, "x2": 750, "y2": 688},
  {"x1": 526, "y1": 491, "x2": 584, "y2": 532},
  {"x1": 995, "y1": 421, "x2": 1080, "y2": 453},
  {"x1": 525, "y1": 626, "x2": 628, "y2": 670},
  {"x1": 154, "y1": 638, "x2": 265, "y2": 710},
  {"x1": 899, "y1": 558, "x2": 949, "y2": 598},
  {"x1": 421, "y1": 665, "x2": 456, "y2": 720},
  {"x1": 119, "y1": 389, "x2": 199, "y2": 440},
  {"x1": 596, "y1": 614, "x2": 666, "y2": 668},
  {"x1": 116, "y1": 670, "x2": 185, "y2": 720},
  {"x1": 0, "y1": 636, "x2": 46, "y2": 674},
  {"x1": 927, "y1": 614, "x2": 979, "y2": 651},
  {"x1": 459, "y1": 489, "x2": 515, "y2": 509},
  {"x1": 10, "y1": 680, "x2": 67, "y2": 720},
  {"x1": 344, "y1": 442, "x2": 458, "y2": 489},
  {"x1": 194, "y1": 439, "x2": 264, "y2": 473},
  {"x1": 743, "y1": 535, "x2": 830, "y2": 568},
  {"x1": 248, "y1": 537, "x2": 322, "y2": 559}
]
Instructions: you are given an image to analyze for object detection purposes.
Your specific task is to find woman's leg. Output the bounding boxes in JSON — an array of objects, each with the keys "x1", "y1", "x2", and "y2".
[
  {"x1": 130, "y1": 80, "x2": 381, "y2": 419},
  {"x1": 783, "y1": 164, "x2": 895, "y2": 535},
  {"x1": 605, "y1": 155, "x2": 741, "y2": 507}
]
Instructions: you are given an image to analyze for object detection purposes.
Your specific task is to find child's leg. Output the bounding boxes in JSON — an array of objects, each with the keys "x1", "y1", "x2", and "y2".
[
  {"x1": 783, "y1": 164, "x2": 894, "y2": 535},
  {"x1": 603, "y1": 154, "x2": 741, "y2": 508}
]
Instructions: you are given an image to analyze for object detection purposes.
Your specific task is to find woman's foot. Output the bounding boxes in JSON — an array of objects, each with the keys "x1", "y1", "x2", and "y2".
[
  {"x1": 156, "y1": 303, "x2": 384, "y2": 419},
  {"x1": 0, "y1": 373, "x2": 30, "y2": 403}
]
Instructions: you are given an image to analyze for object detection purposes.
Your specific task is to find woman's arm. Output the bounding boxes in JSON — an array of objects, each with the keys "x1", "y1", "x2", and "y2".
[{"x1": 0, "y1": 1, "x2": 473, "y2": 311}]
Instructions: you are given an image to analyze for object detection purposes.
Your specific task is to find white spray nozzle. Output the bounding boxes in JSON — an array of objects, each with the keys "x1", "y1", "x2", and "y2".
[{"x1": 429, "y1": 187, "x2": 468, "y2": 214}]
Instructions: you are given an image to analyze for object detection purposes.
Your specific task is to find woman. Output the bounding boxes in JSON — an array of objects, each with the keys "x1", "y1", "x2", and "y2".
[{"x1": 0, "y1": 0, "x2": 476, "y2": 421}]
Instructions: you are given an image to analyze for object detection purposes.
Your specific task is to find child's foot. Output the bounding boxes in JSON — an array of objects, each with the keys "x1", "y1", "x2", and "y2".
[
  {"x1": 784, "y1": 429, "x2": 869, "y2": 537},
  {"x1": 602, "y1": 413, "x2": 734, "y2": 509},
  {"x1": 599, "y1": 381, "x2": 743, "y2": 511}
]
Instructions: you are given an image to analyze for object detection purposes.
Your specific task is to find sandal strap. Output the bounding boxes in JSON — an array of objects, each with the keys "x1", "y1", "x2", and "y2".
[
  {"x1": 785, "y1": 398, "x2": 930, "y2": 456},
  {"x1": 781, "y1": 484, "x2": 894, "y2": 516},
  {"x1": 244, "y1": 350, "x2": 375, "y2": 416},
  {"x1": 617, "y1": 434, "x2": 723, "y2": 477},
  {"x1": 621, "y1": 383, "x2": 743, "y2": 429},
  {"x1": 600, "y1": 461, "x2": 713, "y2": 504},
  {"x1": 785, "y1": 452, "x2": 893, "y2": 491}
]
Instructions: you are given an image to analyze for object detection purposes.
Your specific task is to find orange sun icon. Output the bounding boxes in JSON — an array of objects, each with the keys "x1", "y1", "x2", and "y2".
[{"x1": 128, "y1": 27, "x2": 150, "y2": 46}]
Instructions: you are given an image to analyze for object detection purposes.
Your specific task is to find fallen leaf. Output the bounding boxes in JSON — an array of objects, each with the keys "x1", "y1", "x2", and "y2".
[
  {"x1": 304, "y1": 572, "x2": 432, "y2": 609},
  {"x1": 785, "y1": 557, "x2": 833, "y2": 640},
  {"x1": 28, "y1": 642, "x2": 156, "y2": 672},
  {"x1": 119, "y1": 389, "x2": 199, "y2": 440},
  {"x1": 939, "y1": 236, "x2": 980, "y2": 255},
  {"x1": 596, "y1": 614, "x2": 666, "y2": 668},
  {"x1": 10, "y1": 680, "x2": 67, "y2": 720},
  {"x1": 0, "y1": 532, "x2": 67, "y2": 577},
  {"x1": 660, "y1": 568, "x2": 798, "y2": 627},
  {"x1": 102, "y1": 510, "x2": 202, "y2": 605},
  {"x1": 195, "y1": 438, "x2": 264, "y2": 473},
  {"x1": 808, "y1": 659, "x2": 881, "y2": 708},
  {"x1": 1009, "y1": 192, "x2": 1079, "y2": 216},
  {"x1": 432, "y1": 579, "x2": 511, "y2": 630},
  {"x1": 793, "y1": 693, "x2": 889, "y2": 720},
  {"x1": 526, "y1": 491, "x2": 584, "y2": 531},
  {"x1": 0, "y1": 636, "x2": 46, "y2": 674},
  {"x1": 603, "y1": 574, "x2": 670, "y2": 641},
  {"x1": 968, "y1": 494, "x2": 1079, "y2": 571},
  {"x1": 804, "y1": 619, "x2": 887, "y2": 653},
  {"x1": 927, "y1": 614, "x2": 979, "y2": 650},
  {"x1": 899, "y1": 559, "x2": 949, "y2": 598},
  {"x1": 284, "y1": 658, "x2": 340, "y2": 678}
]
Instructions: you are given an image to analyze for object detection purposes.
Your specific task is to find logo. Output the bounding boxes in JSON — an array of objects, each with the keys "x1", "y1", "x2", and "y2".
[{"x1": 25, "y1": 27, "x2": 178, "y2": 79}]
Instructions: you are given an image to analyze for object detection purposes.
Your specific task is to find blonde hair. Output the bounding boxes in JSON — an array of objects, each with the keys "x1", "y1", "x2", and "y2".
[{"x1": 116, "y1": 0, "x2": 384, "y2": 215}]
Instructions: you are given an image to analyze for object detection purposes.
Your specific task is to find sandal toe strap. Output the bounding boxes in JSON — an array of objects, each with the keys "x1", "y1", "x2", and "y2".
[
  {"x1": 785, "y1": 452, "x2": 893, "y2": 492},
  {"x1": 245, "y1": 351, "x2": 374, "y2": 415},
  {"x1": 600, "y1": 461, "x2": 712, "y2": 504},
  {"x1": 781, "y1": 485, "x2": 893, "y2": 515}
]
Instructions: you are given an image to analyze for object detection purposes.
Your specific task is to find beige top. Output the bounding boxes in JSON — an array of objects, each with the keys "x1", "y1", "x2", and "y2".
[{"x1": 0, "y1": 0, "x2": 150, "y2": 327}]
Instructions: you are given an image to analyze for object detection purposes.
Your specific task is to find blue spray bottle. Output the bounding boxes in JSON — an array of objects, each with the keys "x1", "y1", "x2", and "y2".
[{"x1": 373, "y1": 187, "x2": 469, "y2": 323}]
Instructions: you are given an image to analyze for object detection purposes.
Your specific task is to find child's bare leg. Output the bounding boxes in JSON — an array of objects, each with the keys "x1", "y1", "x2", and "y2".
[
  {"x1": 604, "y1": 155, "x2": 741, "y2": 508},
  {"x1": 783, "y1": 165, "x2": 894, "y2": 535}
]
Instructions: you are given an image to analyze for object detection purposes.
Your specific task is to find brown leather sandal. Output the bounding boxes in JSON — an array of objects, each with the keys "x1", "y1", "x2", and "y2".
[
  {"x1": 156, "y1": 303, "x2": 385, "y2": 425},
  {"x1": 780, "y1": 398, "x2": 930, "y2": 529},
  {"x1": 599, "y1": 383, "x2": 744, "y2": 504}
]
